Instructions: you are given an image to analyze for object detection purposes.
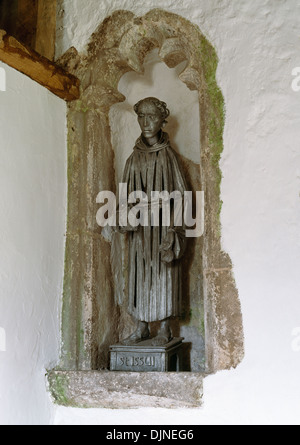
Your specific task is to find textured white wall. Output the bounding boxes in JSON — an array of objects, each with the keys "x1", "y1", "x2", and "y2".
[
  {"x1": 0, "y1": 62, "x2": 67, "y2": 425},
  {"x1": 53, "y1": 0, "x2": 300, "y2": 425}
]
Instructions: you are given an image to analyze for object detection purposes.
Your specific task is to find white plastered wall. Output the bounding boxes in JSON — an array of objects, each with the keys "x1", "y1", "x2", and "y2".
[
  {"x1": 52, "y1": 0, "x2": 300, "y2": 425},
  {"x1": 0, "y1": 62, "x2": 67, "y2": 425}
]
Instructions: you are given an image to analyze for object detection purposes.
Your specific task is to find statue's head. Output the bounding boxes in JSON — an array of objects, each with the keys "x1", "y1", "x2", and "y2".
[{"x1": 134, "y1": 97, "x2": 170, "y2": 144}]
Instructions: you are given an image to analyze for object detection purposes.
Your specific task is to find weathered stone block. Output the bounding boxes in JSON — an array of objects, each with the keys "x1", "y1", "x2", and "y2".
[
  {"x1": 47, "y1": 370, "x2": 203, "y2": 409},
  {"x1": 110, "y1": 338, "x2": 184, "y2": 372}
]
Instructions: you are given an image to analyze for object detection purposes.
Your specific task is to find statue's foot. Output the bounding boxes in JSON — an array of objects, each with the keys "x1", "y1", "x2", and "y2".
[
  {"x1": 151, "y1": 320, "x2": 172, "y2": 346},
  {"x1": 151, "y1": 335, "x2": 171, "y2": 346},
  {"x1": 121, "y1": 327, "x2": 150, "y2": 346}
]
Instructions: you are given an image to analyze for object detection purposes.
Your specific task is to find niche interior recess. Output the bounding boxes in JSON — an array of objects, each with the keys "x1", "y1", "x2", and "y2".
[{"x1": 56, "y1": 9, "x2": 244, "y2": 376}]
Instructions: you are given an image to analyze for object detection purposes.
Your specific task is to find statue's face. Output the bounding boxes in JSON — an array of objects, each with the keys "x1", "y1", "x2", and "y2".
[{"x1": 137, "y1": 101, "x2": 165, "y2": 141}]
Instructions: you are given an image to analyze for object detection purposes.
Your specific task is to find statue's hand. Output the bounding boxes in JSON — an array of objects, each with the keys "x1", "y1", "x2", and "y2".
[{"x1": 160, "y1": 230, "x2": 175, "y2": 264}]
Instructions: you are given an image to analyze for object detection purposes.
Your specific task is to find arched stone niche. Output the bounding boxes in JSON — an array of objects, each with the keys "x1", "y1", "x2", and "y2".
[{"x1": 57, "y1": 9, "x2": 244, "y2": 375}]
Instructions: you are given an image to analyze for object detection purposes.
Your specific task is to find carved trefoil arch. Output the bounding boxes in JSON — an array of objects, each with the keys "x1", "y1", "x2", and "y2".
[{"x1": 58, "y1": 9, "x2": 244, "y2": 375}]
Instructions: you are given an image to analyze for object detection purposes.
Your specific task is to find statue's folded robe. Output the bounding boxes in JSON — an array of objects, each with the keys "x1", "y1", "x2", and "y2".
[{"x1": 121, "y1": 131, "x2": 187, "y2": 323}]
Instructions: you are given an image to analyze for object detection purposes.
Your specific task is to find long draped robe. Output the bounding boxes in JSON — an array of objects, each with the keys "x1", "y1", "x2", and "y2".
[{"x1": 121, "y1": 131, "x2": 187, "y2": 323}]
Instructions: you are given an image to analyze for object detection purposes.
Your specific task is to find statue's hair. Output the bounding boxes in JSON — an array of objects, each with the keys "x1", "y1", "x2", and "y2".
[{"x1": 134, "y1": 97, "x2": 170, "y2": 123}]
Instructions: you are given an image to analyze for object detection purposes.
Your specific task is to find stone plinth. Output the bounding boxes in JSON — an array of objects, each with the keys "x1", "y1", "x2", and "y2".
[
  {"x1": 47, "y1": 371, "x2": 203, "y2": 409},
  {"x1": 110, "y1": 338, "x2": 184, "y2": 372}
]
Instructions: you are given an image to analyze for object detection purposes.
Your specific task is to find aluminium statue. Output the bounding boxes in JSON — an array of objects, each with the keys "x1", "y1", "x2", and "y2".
[{"x1": 119, "y1": 97, "x2": 187, "y2": 347}]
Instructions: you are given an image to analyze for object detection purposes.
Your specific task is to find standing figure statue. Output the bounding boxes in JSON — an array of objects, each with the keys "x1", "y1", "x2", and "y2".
[{"x1": 119, "y1": 97, "x2": 187, "y2": 347}]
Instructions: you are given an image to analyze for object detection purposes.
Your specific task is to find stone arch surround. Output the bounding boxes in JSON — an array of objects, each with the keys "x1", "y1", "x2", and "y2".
[{"x1": 57, "y1": 9, "x2": 244, "y2": 374}]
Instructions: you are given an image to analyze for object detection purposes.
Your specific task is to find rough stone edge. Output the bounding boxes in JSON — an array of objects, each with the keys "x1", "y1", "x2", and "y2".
[{"x1": 47, "y1": 370, "x2": 204, "y2": 409}]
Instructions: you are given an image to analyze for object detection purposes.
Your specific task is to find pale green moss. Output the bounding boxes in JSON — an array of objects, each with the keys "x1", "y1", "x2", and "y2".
[{"x1": 48, "y1": 373, "x2": 70, "y2": 406}]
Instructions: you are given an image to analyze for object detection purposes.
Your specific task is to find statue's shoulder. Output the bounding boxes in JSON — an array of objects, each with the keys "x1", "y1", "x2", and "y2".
[{"x1": 165, "y1": 144, "x2": 181, "y2": 163}]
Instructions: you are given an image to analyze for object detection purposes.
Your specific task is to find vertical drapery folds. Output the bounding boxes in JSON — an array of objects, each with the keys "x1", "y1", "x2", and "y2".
[{"x1": 121, "y1": 131, "x2": 187, "y2": 322}]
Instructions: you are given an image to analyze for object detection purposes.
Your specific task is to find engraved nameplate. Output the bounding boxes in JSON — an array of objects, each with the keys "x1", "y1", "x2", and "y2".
[
  {"x1": 110, "y1": 338, "x2": 184, "y2": 372},
  {"x1": 119, "y1": 355, "x2": 156, "y2": 368},
  {"x1": 111, "y1": 351, "x2": 162, "y2": 372}
]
